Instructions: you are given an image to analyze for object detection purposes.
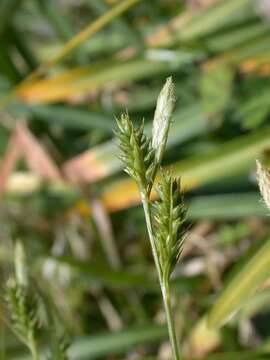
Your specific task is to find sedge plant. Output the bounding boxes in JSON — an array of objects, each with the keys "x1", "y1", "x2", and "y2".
[
  {"x1": 115, "y1": 77, "x2": 187, "y2": 360},
  {"x1": 5, "y1": 242, "x2": 69, "y2": 360},
  {"x1": 6, "y1": 242, "x2": 41, "y2": 359}
]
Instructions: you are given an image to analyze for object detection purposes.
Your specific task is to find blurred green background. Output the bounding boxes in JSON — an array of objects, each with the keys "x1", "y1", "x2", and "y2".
[{"x1": 1, "y1": 0, "x2": 270, "y2": 359}]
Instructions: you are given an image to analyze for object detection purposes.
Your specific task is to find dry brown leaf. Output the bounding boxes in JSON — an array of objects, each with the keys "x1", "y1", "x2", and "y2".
[
  {"x1": 16, "y1": 122, "x2": 63, "y2": 181},
  {"x1": 63, "y1": 150, "x2": 108, "y2": 184},
  {"x1": 0, "y1": 122, "x2": 63, "y2": 196},
  {"x1": 0, "y1": 127, "x2": 21, "y2": 195}
]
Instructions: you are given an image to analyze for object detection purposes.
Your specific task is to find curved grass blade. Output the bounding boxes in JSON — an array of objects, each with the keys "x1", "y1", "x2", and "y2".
[
  {"x1": 17, "y1": 59, "x2": 170, "y2": 104},
  {"x1": 208, "y1": 237, "x2": 270, "y2": 327}
]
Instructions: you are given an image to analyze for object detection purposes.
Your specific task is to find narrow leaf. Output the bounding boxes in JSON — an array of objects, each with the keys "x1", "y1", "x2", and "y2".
[{"x1": 208, "y1": 237, "x2": 270, "y2": 327}]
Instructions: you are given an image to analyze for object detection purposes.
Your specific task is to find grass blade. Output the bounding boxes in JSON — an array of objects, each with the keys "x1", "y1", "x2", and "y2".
[
  {"x1": 17, "y1": 59, "x2": 171, "y2": 103},
  {"x1": 188, "y1": 193, "x2": 267, "y2": 220},
  {"x1": 178, "y1": 0, "x2": 252, "y2": 41},
  {"x1": 69, "y1": 325, "x2": 167, "y2": 359},
  {"x1": 208, "y1": 237, "x2": 270, "y2": 327}
]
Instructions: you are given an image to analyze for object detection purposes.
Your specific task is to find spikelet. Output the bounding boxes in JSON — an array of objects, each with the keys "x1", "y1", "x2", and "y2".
[
  {"x1": 256, "y1": 159, "x2": 270, "y2": 211},
  {"x1": 6, "y1": 278, "x2": 40, "y2": 344},
  {"x1": 6, "y1": 242, "x2": 40, "y2": 349},
  {"x1": 154, "y1": 171, "x2": 187, "y2": 282},
  {"x1": 116, "y1": 113, "x2": 155, "y2": 190}
]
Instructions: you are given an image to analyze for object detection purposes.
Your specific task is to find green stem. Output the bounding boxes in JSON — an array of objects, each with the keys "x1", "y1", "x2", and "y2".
[
  {"x1": 28, "y1": 334, "x2": 39, "y2": 360},
  {"x1": 141, "y1": 190, "x2": 163, "y2": 285},
  {"x1": 162, "y1": 283, "x2": 181, "y2": 360},
  {"x1": 140, "y1": 189, "x2": 181, "y2": 360}
]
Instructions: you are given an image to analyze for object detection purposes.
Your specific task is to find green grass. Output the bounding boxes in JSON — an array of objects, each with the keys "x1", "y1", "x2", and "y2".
[{"x1": 1, "y1": 0, "x2": 270, "y2": 359}]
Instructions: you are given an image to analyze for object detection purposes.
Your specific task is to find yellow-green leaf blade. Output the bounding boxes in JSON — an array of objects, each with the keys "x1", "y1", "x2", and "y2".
[{"x1": 208, "y1": 238, "x2": 270, "y2": 327}]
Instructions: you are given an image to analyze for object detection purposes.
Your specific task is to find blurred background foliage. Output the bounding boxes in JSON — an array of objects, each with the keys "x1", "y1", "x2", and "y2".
[{"x1": 1, "y1": 0, "x2": 270, "y2": 359}]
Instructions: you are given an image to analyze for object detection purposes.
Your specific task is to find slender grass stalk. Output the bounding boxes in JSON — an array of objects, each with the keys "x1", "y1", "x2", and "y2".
[
  {"x1": 141, "y1": 189, "x2": 181, "y2": 360},
  {"x1": 162, "y1": 282, "x2": 180, "y2": 360},
  {"x1": 29, "y1": 334, "x2": 39, "y2": 360},
  {"x1": 42, "y1": 0, "x2": 142, "y2": 69},
  {"x1": 141, "y1": 190, "x2": 163, "y2": 284},
  {"x1": 116, "y1": 78, "x2": 187, "y2": 360}
]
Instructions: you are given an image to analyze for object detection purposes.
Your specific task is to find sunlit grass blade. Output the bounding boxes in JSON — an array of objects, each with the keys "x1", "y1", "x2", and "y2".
[
  {"x1": 208, "y1": 237, "x2": 270, "y2": 327},
  {"x1": 17, "y1": 59, "x2": 171, "y2": 104}
]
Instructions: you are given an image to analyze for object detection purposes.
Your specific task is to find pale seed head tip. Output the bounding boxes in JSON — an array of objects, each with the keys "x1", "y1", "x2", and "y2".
[
  {"x1": 256, "y1": 159, "x2": 262, "y2": 170},
  {"x1": 256, "y1": 159, "x2": 270, "y2": 211},
  {"x1": 152, "y1": 77, "x2": 176, "y2": 163},
  {"x1": 14, "y1": 241, "x2": 28, "y2": 287}
]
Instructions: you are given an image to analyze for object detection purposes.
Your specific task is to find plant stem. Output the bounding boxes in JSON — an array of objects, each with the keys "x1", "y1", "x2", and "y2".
[
  {"x1": 141, "y1": 190, "x2": 163, "y2": 285},
  {"x1": 162, "y1": 283, "x2": 181, "y2": 360},
  {"x1": 29, "y1": 334, "x2": 39, "y2": 360},
  {"x1": 140, "y1": 189, "x2": 181, "y2": 360}
]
